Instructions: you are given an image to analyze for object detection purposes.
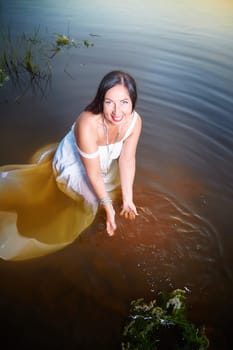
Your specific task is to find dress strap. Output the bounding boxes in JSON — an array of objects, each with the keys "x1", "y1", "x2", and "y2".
[
  {"x1": 76, "y1": 145, "x2": 99, "y2": 159},
  {"x1": 122, "y1": 111, "x2": 138, "y2": 141}
]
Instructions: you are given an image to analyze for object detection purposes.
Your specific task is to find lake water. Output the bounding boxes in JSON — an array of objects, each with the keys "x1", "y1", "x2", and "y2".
[{"x1": 0, "y1": 0, "x2": 233, "y2": 349}]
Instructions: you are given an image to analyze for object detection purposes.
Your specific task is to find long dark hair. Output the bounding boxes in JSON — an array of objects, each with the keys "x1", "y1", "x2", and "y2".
[{"x1": 85, "y1": 70, "x2": 137, "y2": 114}]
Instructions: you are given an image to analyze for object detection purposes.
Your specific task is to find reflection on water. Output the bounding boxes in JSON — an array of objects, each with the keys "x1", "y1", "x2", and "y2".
[{"x1": 0, "y1": 0, "x2": 233, "y2": 348}]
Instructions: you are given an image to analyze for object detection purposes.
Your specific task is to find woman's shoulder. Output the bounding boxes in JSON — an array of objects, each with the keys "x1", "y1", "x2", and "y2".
[
  {"x1": 75, "y1": 111, "x2": 102, "y2": 129},
  {"x1": 74, "y1": 111, "x2": 103, "y2": 144},
  {"x1": 129, "y1": 110, "x2": 142, "y2": 131},
  {"x1": 134, "y1": 110, "x2": 142, "y2": 121},
  {"x1": 133, "y1": 110, "x2": 142, "y2": 132},
  {"x1": 124, "y1": 110, "x2": 142, "y2": 139}
]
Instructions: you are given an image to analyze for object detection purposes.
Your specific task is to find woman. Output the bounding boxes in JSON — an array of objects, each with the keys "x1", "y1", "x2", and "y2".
[
  {"x1": 0, "y1": 70, "x2": 141, "y2": 260},
  {"x1": 53, "y1": 70, "x2": 142, "y2": 236}
]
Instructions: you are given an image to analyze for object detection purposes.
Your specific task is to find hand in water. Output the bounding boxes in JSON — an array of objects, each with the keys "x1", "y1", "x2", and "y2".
[
  {"x1": 105, "y1": 205, "x2": 117, "y2": 236},
  {"x1": 120, "y1": 202, "x2": 138, "y2": 221}
]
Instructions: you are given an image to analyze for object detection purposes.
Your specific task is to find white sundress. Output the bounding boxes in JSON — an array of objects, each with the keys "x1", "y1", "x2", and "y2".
[
  {"x1": 53, "y1": 111, "x2": 138, "y2": 209},
  {"x1": 0, "y1": 111, "x2": 138, "y2": 260}
]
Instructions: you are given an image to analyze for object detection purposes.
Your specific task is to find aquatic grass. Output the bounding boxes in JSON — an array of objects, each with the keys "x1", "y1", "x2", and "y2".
[
  {"x1": 0, "y1": 26, "x2": 94, "y2": 97},
  {"x1": 24, "y1": 25, "x2": 42, "y2": 45},
  {"x1": 83, "y1": 39, "x2": 94, "y2": 47},
  {"x1": 0, "y1": 67, "x2": 9, "y2": 87},
  {"x1": 122, "y1": 289, "x2": 209, "y2": 350},
  {"x1": 0, "y1": 27, "x2": 45, "y2": 82},
  {"x1": 23, "y1": 46, "x2": 39, "y2": 75},
  {"x1": 54, "y1": 33, "x2": 93, "y2": 49},
  {"x1": 55, "y1": 34, "x2": 71, "y2": 46}
]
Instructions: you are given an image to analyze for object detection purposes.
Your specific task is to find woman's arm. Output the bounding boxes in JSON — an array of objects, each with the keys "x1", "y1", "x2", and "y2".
[
  {"x1": 75, "y1": 112, "x2": 116, "y2": 235},
  {"x1": 80, "y1": 155, "x2": 117, "y2": 236},
  {"x1": 118, "y1": 114, "x2": 142, "y2": 219}
]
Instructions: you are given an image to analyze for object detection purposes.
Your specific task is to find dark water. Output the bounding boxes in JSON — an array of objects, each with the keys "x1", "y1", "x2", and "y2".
[{"x1": 0, "y1": 0, "x2": 233, "y2": 349}]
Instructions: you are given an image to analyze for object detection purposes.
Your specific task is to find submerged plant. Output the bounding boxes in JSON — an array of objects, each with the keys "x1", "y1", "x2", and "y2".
[
  {"x1": 23, "y1": 47, "x2": 40, "y2": 75},
  {"x1": 54, "y1": 33, "x2": 93, "y2": 50},
  {"x1": 55, "y1": 33, "x2": 83, "y2": 47},
  {"x1": 55, "y1": 34, "x2": 72, "y2": 46},
  {"x1": 122, "y1": 289, "x2": 209, "y2": 350},
  {"x1": 0, "y1": 26, "x2": 94, "y2": 99},
  {"x1": 83, "y1": 39, "x2": 94, "y2": 47},
  {"x1": 0, "y1": 67, "x2": 9, "y2": 87}
]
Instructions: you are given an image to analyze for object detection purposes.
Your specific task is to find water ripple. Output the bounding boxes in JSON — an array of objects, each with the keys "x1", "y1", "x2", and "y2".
[{"x1": 115, "y1": 187, "x2": 232, "y2": 294}]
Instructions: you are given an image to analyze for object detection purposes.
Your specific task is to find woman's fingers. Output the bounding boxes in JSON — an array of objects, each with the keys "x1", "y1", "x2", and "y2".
[
  {"x1": 106, "y1": 221, "x2": 116, "y2": 236},
  {"x1": 107, "y1": 229, "x2": 114, "y2": 236},
  {"x1": 129, "y1": 211, "x2": 136, "y2": 220},
  {"x1": 120, "y1": 209, "x2": 125, "y2": 217},
  {"x1": 120, "y1": 209, "x2": 136, "y2": 220},
  {"x1": 106, "y1": 208, "x2": 137, "y2": 236}
]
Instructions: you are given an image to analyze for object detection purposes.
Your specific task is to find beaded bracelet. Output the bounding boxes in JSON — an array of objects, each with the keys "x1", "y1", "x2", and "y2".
[{"x1": 99, "y1": 197, "x2": 113, "y2": 206}]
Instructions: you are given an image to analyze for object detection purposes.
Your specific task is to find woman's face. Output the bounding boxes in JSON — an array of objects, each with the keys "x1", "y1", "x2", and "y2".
[{"x1": 103, "y1": 84, "x2": 133, "y2": 125}]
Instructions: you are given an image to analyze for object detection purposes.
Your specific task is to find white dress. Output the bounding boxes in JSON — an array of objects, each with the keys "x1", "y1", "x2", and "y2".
[
  {"x1": 53, "y1": 111, "x2": 138, "y2": 209},
  {"x1": 0, "y1": 111, "x2": 138, "y2": 260}
]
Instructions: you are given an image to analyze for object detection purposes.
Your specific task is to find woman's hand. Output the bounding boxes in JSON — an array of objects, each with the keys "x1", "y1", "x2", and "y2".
[
  {"x1": 120, "y1": 201, "x2": 138, "y2": 221},
  {"x1": 105, "y1": 204, "x2": 117, "y2": 236}
]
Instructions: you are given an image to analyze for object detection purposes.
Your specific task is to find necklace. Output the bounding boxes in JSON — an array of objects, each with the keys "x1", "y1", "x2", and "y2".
[
  {"x1": 102, "y1": 118, "x2": 121, "y2": 174},
  {"x1": 103, "y1": 118, "x2": 121, "y2": 150}
]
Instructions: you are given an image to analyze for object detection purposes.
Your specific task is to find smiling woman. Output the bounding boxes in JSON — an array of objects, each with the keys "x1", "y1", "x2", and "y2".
[
  {"x1": 53, "y1": 70, "x2": 142, "y2": 236},
  {"x1": 0, "y1": 70, "x2": 142, "y2": 260},
  {"x1": 0, "y1": 1, "x2": 233, "y2": 348}
]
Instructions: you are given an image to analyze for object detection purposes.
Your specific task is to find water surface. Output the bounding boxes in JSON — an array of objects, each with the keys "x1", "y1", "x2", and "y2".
[{"x1": 0, "y1": 0, "x2": 233, "y2": 348}]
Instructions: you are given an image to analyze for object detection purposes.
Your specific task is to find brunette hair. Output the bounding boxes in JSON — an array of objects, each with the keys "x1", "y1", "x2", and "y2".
[{"x1": 84, "y1": 70, "x2": 137, "y2": 114}]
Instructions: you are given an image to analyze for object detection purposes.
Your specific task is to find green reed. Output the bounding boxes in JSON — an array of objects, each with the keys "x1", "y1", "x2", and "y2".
[
  {"x1": 0, "y1": 26, "x2": 94, "y2": 98},
  {"x1": 0, "y1": 67, "x2": 9, "y2": 87}
]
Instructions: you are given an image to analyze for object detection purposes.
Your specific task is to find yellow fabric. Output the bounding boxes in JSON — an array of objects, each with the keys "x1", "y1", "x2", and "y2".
[{"x1": 0, "y1": 144, "x2": 95, "y2": 261}]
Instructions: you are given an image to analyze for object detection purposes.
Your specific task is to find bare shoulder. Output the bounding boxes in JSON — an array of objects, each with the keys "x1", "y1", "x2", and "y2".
[
  {"x1": 75, "y1": 111, "x2": 96, "y2": 128},
  {"x1": 136, "y1": 112, "x2": 142, "y2": 124},
  {"x1": 74, "y1": 111, "x2": 102, "y2": 151},
  {"x1": 74, "y1": 111, "x2": 99, "y2": 134},
  {"x1": 134, "y1": 112, "x2": 142, "y2": 133}
]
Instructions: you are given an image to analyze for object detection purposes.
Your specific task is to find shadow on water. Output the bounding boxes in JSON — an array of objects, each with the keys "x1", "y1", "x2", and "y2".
[{"x1": 0, "y1": 182, "x2": 232, "y2": 349}]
